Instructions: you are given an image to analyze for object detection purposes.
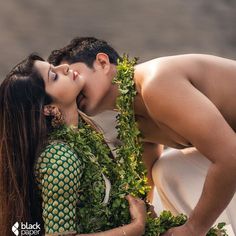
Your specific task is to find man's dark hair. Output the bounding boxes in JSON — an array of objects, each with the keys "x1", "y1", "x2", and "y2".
[{"x1": 48, "y1": 37, "x2": 121, "y2": 68}]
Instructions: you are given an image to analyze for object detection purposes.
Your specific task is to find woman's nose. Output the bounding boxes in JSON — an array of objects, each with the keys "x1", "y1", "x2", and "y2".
[{"x1": 55, "y1": 64, "x2": 70, "y2": 75}]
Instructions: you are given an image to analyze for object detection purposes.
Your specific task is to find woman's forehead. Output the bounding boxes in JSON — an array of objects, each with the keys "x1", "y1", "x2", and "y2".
[{"x1": 34, "y1": 60, "x2": 50, "y2": 80}]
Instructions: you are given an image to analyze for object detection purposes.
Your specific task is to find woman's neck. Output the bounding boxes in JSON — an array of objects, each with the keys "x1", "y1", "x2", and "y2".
[{"x1": 61, "y1": 105, "x2": 79, "y2": 127}]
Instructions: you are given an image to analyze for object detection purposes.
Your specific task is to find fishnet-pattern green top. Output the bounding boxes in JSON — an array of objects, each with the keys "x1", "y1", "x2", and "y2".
[{"x1": 34, "y1": 142, "x2": 84, "y2": 235}]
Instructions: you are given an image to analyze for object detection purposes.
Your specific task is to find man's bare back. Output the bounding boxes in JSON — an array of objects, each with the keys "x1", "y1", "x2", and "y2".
[
  {"x1": 134, "y1": 54, "x2": 236, "y2": 148},
  {"x1": 132, "y1": 54, "x2": 236, "y2": 235}
]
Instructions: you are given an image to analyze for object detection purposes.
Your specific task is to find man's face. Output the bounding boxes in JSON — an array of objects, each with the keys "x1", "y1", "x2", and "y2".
[{"x1": 66, "y1": 59, "x2": 113, "y2": 116}]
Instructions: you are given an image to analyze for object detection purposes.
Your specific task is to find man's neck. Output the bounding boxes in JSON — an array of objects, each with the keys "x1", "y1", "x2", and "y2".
[
  {"x1": 99, "y1": 67, "x2": 119, "y2": 112},
  {"x1": 97, "y1": 82, "x2": 119, "y2": 113}
]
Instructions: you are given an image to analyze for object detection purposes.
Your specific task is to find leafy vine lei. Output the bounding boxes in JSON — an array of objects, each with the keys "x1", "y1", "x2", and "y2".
[{"x1": 50, "y1": 55, "x2": 227, "y2": 235}]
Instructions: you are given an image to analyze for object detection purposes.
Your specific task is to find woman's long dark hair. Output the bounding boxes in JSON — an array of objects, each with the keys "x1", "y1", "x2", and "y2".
[{"x1": 0, "y1": 54, "x2": 53, "y2": 236}]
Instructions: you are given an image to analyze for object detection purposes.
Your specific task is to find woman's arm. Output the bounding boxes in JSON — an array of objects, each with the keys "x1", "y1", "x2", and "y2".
[{"x1": 35, "y1": 142, "x2": 83, "y2": 235}]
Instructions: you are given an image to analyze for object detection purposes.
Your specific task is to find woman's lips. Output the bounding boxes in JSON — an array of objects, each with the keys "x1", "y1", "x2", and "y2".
[{"x1": 73, "y1": 71, "x2": 78, "y2": 80}]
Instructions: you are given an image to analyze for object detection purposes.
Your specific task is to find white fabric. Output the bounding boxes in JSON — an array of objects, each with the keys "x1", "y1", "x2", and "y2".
[
  {"x1": 102, "y1": 173, "x2": 111, "y2": 204},
  {"x1": 92, "y1": 111, "x2": 120, "y2": 156},
  {"x1": 152, "y1": 147, "x2": 236, "y2": 235}
]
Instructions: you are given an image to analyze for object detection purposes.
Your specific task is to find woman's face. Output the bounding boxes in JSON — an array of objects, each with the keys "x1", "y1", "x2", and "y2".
[{"x1": 34, "y1": 60, "x2": 85, "y2": 110}]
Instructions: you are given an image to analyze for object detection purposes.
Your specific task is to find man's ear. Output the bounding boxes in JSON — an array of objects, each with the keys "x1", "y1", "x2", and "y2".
[{"x1": 95, "y1": 53, "x2": 111, "y2": 72}]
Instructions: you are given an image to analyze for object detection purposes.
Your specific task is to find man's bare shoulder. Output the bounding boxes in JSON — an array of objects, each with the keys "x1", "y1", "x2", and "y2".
[
  {"x1": 136, "y1": 54, "x2": 199, "y2": 82},
  {"x1": 138, "y1": 54, "x2": 236, "y2": 93},
  {"x1": 138, "y1": 54, "x2": 236, "y2": 72},
  {"x1": 137, "y1": 55, "x2": 192, "y2": 92}
]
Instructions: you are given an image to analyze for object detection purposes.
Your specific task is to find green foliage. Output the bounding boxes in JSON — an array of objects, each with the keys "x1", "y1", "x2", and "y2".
[
  {"x1": 146, "y1": 211, "x2": 227, "y2": 236},
  {"x1": 207, "y1": 222, "x2": 228, "y2": 236},
  {"x1": 145, "y1": 211, "x2": 187, "y2": 236},
  {"x1": 50, "y1": 55, "x2": 228, "y2": 235}
]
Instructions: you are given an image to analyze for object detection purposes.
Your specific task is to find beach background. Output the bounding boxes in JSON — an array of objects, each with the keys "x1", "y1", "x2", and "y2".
[{"x1": 0, "y1": 0, "x2": 236, "y2": 81}]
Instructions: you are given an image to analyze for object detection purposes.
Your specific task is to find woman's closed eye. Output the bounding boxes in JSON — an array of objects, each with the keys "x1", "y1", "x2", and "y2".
[{"x1": 49, "y1": 70, "x2": 58, "y2": 81}]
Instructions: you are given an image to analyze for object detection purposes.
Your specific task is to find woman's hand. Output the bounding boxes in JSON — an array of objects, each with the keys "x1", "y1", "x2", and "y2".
[{"x1": 126, "y1": 195, "x2": 147, "y2": 232}]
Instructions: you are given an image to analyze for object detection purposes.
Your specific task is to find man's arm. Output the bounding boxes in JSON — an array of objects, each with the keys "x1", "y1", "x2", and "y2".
[
  {"x1": 142, "y1": 142, "x2": 164, "y2": 202},
  {"x1": 143, "y1": 73, "x2": 236, "y2": 235},
  {"x1": 142, "y1": 142, "x2": 164, "y2": 186}
]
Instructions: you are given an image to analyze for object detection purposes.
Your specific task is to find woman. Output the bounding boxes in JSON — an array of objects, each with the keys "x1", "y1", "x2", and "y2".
[{"x1": 0, "y1": 54, "x2": 146, "y2": 236}]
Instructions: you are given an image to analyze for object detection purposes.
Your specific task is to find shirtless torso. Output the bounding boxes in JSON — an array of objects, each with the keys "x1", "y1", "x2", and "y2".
[
  {"x1": 130, "y1": 54, "x2": 236, "y2": 235},
  {"x1": 133, "y1": 54, "x2": 236, "y2": 150}
]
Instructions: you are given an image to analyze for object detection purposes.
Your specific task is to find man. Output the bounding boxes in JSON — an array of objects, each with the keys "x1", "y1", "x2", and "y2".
[{"x1": 48, "y1": 37, "x2": 236, "y2": 236}]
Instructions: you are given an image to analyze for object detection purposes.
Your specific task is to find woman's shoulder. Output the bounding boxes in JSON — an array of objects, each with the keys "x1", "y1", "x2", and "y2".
[
  {"x1": 35, "y1": 141, "x2": 84, "y2": 182},
  {"x1": 39, "y1": 141, "x2": 79, "y2": 163}
]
